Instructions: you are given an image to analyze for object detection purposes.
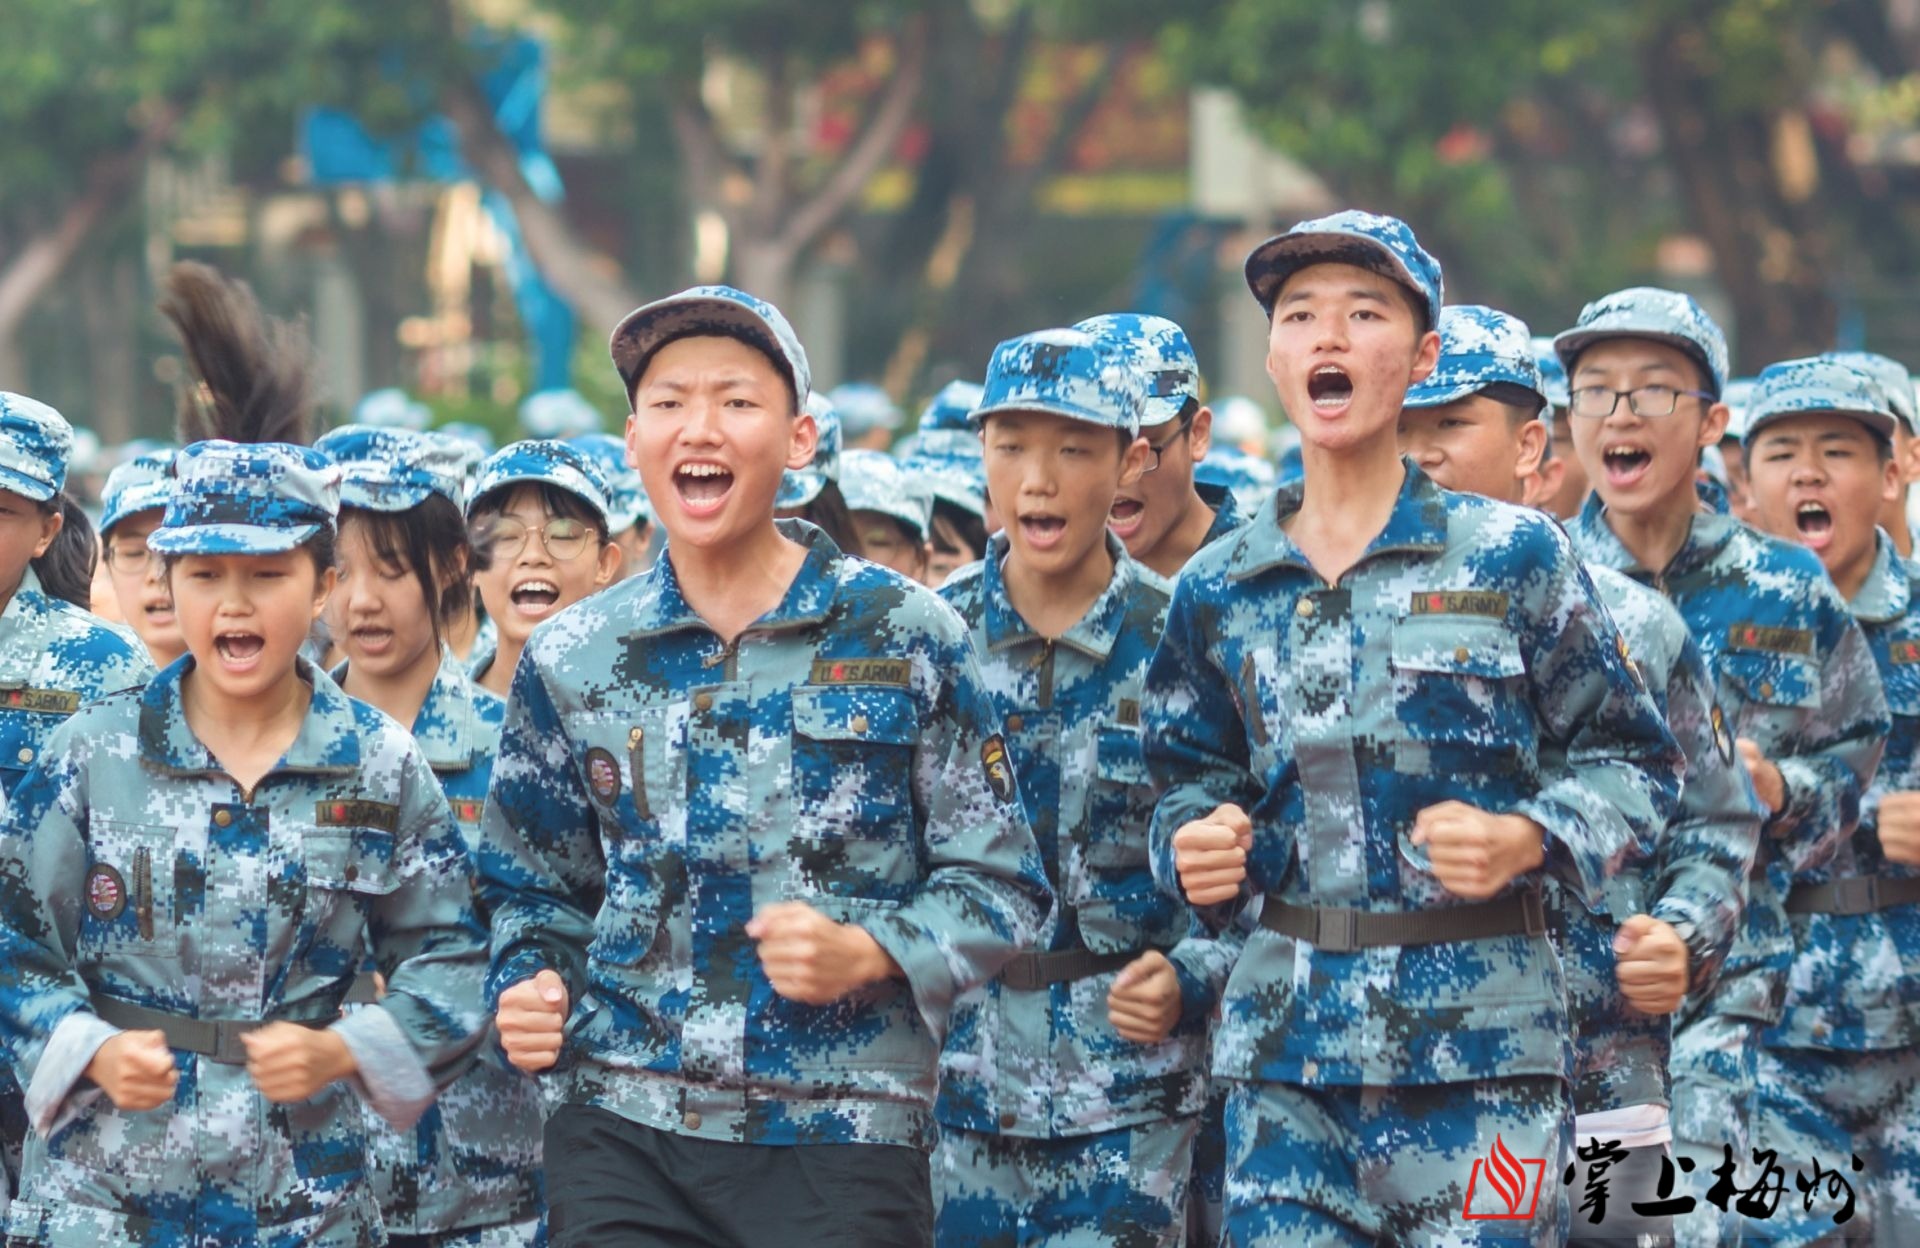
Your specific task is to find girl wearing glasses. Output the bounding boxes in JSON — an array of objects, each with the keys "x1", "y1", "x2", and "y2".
[
  {"x1": 316, "y1": 425, "x2": 547, "y2": 1247},
  {"x1": 98, "y1": 449, "x2": 186, "y2": 670},
  {"x1": 465, "y1": 441, "x2": 620, "y2": 699}
]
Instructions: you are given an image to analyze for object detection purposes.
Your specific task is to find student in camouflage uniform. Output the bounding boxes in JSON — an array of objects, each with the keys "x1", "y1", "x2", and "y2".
[
  {"x1": 97, "y1": 448, "x2": 187, "y2": 670},
  {"x1": 1074, "y1": 314, "x2": 1243, "y2": 578},
  {"x1": 477, "y1": 285, "x2": 1052, "y2": 1248},
  {"x1": 898, "y1": 381, "x2": 991, "y2": 589},
  {"x1": 933, "y1": 328, "x2": 1222, "y2": 1247},
  {"x1": 317, "y1": 426, "x2": 546, "y2": 1247},
  {"x1": 567, "y1": 431, "x2": 654, "y2": 583},
  {"x1": 1825, "y1": 351, "x2": 1920, "y2": 561},
  {"x1": 1558, "y1": 291, "x2": 1890, "y2": 1248},
  {"x1": 1737, "y1": 358, "x2": 1920, "y2": 1245},
  {"x1": 0, "y1": 437, "x2": 490, "y2": 1247},
  {"x1": 1403, "y1": 303, "x2": 1765, "y2": 1246},
  {"x1": 1148, "y1": 212, "x2": 1683, "y2": 1247},
  {"x1": 0, "y1": 393, "x2": 157, "y2": 1205}
]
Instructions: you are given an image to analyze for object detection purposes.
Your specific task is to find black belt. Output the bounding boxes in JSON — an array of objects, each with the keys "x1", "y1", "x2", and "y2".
[
  {"x1": 91, "y1": 994, "x2": 339, "y2": 1065},
  {"x1": 342, "y1": 972, "x2": 380, "y2": 1005},
  {"x1": 998, "y1": 947, "x2": 1144, "y2": 991},
  {"x1": 1259, "y1": 890, "x2": 1547, "y2": 953},
  {"x1": 1784, "y1": 875, "x2": 1920, "y2": 916}
]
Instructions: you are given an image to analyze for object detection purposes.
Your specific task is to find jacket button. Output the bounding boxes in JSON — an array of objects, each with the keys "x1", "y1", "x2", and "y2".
[
  {"x1": 693, "y1": 692, "x2": 713, "y2": 712},
  {"x1": 15, "y1": 747, "x2": 31, "y2": 764},
  {"x1": 1454, "y1": 647, "x2": 1470, "y2": 663},
  {"x1": 998, "y1": 1112, "x2": 1018, "y2": 1129},
  {"x1": 213, "y1": 810, "x2": 232, "y2": 827},
  {"x1": 344, "y1": 864, "x2": 359, "y2": 883},
  {"x1": 1758, "y1": 681, "x2": 1775, "y2": 699},
  {"x1": 1295, "y1": 599, "x2": 1315, "y2": 618},
  {"x1": 684, "y1": 1111, "x2": 702, "y2": 1131},
  {"x1": 850, "y1": 714, "x2": 869, "y2": 734},
  {"x1": 1006, "y1": 714, "x2": 1024, "y2": 732}
]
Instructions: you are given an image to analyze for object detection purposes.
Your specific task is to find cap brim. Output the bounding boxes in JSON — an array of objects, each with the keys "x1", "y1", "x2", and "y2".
[
  {"x1": 969, "y1": 400, "x2": 1135, "y2": 435},
  {"x1": 610, "y1": 296, "x2": 799, "y2": 396},
  {"x1": 1401, "y1": 378, "x2": 1483, "y2": 410},
  {"x1": 1244, "y1": 233, "x2": 1429, "y2": 321},
  {"x1": 1552, "y1": 329, "x2": 1719, "y2": 398},
  {"x1": 339, "y1": 482, "x2": 437, "y2": 513},
  {"x1": 148, "y1": 522, "x2": 322, "y2": 556},
  {"x1": 1743, "y1": 406, "x2": 1898, "y2": 444},
  {"x1": 0, "y1": 463, "x2": 57, "y2": 504},
  {"x1": 100, "y1": 488, "x2": 171, "y2": 534}
]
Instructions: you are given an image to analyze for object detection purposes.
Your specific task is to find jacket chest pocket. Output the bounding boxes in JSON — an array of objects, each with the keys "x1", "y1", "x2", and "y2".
[
  {"x1": 1083, "y1": 723, "x2": 1155, "y2": 871},
  {"x1": 303, "y1": 826, "x2": 401, "y2": 900},
  {"x1": 1718, "y1": 649, "x2": 1821, "y2": 745},
  {"x1": 0, "y1": 701, "x2": 65, "y2": 791},
  {"x1": 1388, "y1": 616, "x2": 1531, "y2": 754},
  {"x1": 572, "y1": 707, "x2": 687, "y2": 841},
  {"x1": 789, "y1": 685, "x2": 920, "y2": 841},
  {"x1": 80, "y1": 821, "x2": 179, "y2": 958}
]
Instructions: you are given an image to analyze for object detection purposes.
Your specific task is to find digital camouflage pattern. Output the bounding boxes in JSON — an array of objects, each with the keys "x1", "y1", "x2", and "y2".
[
  {"x1": 1145, "y1": 464, "x2": 1683, "y2": 1090},
  {"x1": 1553, "y1": 286, "x2": 1732, "y2": 398},
  {"x1": 474, "y1": 521, "x2": 1051, "y2": 1151},
  {"x1": 1192, "y1": 450, "x2": 1273, "y2": 530},
  {"x1": 1242, "y1": 210, "x2": 1445, "y2": 327},
  {"x1": 936, "y1": 535, "x2": 1221, "y2": 1139},
  {"x1": 146, "y1": 442, "x2": 342, "y2": 558},
  {"x1": 1194, "y1": 482, "x2": 1244, "y2": 552},
  {"x1": 0, "y1": 392, "x2": 74, "y2": 503},
  {"x1": 840, "y1": 448, "x2": 931, "y2": 541},
  {"x1": 899, "y1": 381, "x2": 988, "y2": 521},
  {"x1": 608, "y1": 285, "x2": 811, "y2": 403},
  {"x1": 0, "y1": 658, "x2": 490, "y2": 1247},
  {"x1": 567, "y1": 433, "x2": 649, "y2": 533},
  {"x1": 970, "y1": 329, "x2": 1144, "y2": 438},
  {"x1": 1073, "y1": 313, "x2": 1200, "y2": 429},
  {"x1": 1402, "y1": 305, "x2": 1545, "y2": 411},
  {"x1": 1743, "y1": 355, "x2": 1899, "y2": 446},
  {"x1": 1754, "y1": 1043, "x2": 1920, "y2": 1245},
  {"x1": 343, "y1": 655, "x2": 545, "y2": 1242},
  {"x1": 98, "y1": 450, "x2": 177, "y2": 535},
  {"x1": 775, "y1": 392, "x2": 841, "y2": 511},
  {"x1": 315, "y1": 427, "x2": 470, "y2": 515},
  {"x1": 467, "y1": 441, "x2": 612, "y2": 529}
]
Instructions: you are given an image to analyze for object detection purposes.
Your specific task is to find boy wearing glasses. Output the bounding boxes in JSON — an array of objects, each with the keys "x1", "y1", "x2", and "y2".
[
  {"x1": 1075, "y1": 315, "x2": 1243, "y2": 579},
  {"x1": 478, "y1": 286, "x2": 1052, "y2": 1248},
  {"x1": 1149, "y1": 213, "x2": 1683, "y2": 1246},
  {"x1": 1560, "y1": 290, "x2": 1888, "y2": 1247},
  {"x1": 1401, "y1": 304, "x2": 1764, "y2": 1247},
  {"x1": 1738, "y1": 359, "x2": 1920, "y2": 1244}
]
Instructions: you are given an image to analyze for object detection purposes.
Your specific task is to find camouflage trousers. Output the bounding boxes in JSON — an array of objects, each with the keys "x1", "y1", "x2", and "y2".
[
  {"x1": 1186, "y1": 1085, "x2": 1227, "y2": 1248},
  {"x1": 1671, "y1": 1006, "x2": 1759, "y2": 1248},
  {"x1": 1749, "y1": 1044, "x2": 1920, "y2": 1246},
  {"x1": 932, "y1": 1117, "x2": 1197, "y2": 1247},
  {"x1": 1220, "y1": 1076, "x2": 1573, "y2": 1247}
]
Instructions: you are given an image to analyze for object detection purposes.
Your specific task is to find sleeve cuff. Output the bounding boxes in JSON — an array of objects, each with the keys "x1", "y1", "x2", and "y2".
[
  {"x1": 1165, "y1": 941, "x2": 1215, "y2": 1028},
  {"x1": 26, "y1": 1011, "x2": 119, "y2": 1135},
  {"x1": 861, "y1": 914, "x2": 959, "y2": 1046},
  {"x1": 333, "y1": 1004, "x2": 436, "y2": 1130}
]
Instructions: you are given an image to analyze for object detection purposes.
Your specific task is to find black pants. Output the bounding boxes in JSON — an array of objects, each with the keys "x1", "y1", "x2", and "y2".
[
  {"x1": 544, "y1": 1103, "x2": 934, "y2": 1248},
  {"x1": 1566, "y1": 1140, "x2": 1676, "y2": 1247}
]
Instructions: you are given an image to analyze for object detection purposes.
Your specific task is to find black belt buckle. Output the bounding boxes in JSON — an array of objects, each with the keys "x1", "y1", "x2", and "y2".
[
  {"x1": 1518, "y1": 888, "x2": 1547, "y2": 936},
  {"x1": 999, "y1": 954, "x2": 1043, "y2": 991},
  {"x1": 1314, "y1": 908, "x2": 1358, "y2": 954},
  {"x1": 1829, "y1": 876, "x2": 1880, "y2": 916}
]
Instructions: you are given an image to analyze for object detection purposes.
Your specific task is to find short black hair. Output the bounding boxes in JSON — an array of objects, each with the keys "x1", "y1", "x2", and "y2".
[
  {"x1": 1479, "y1": 381, "x2": 1548, "y2": 421},
  {"x1": 468, "y1": 481, "x2": 609, "y2": 574},
  {"x1": 1268, "y1": 254, "x2": 1432, "y2": 338},
  {"x1": 628, "y1": 327, "x2": 798, "y2": 415}
]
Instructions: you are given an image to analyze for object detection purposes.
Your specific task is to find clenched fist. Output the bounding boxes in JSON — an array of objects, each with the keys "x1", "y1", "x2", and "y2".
[
  {"x1": 497, "y1": 968, "x2": 570, "y2": 1073},
  {"x1": 1172, "y1": 804, "x2": 1253, "y2": 906},
  {"x1": 747, "y1": 902, "x2": 901, "y2": 1006},
  {"x1": 1410, "y1": 802, "x2": 1546, "y2": 901},
  {"x1": 243, "y1": 1023, "x2": 357, "y2": 1102},
  {"x1": 84, "y1": 1029, "x2": 178, "y2": 1112},
  {"x1": 1613, "y1": 914, "x2": 1689, "y2": 1016}
]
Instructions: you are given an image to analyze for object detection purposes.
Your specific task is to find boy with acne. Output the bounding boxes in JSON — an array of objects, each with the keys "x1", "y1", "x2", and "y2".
[
  {"x1": 1738, "y1": 358, "x2": 1920, "y2": 1244},
  {"x1": 1558, "y1": 291, "x2": 1889, "y2": 1248},
  {"x1": 477, "y1": 285, "x2": 1052, "y2": 1248},
  {"x1": 1401, "y1": 304, "x2": 1764, "y2": 1246},
  {"x1": 1146, "y1": 211, "x2": 1683, "y2": 1246},
  {"x1": 933, "y1": 329, "x2": 1222, "y2": 1247}
]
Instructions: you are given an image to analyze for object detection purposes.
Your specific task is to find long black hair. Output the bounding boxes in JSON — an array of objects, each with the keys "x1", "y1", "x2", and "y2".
[
  {"x1": 341, "y1": 495, "x2": 473, "y2": 640},
  {"x1": 30, "y1": 492, "x2": 96, "y2": 608}
]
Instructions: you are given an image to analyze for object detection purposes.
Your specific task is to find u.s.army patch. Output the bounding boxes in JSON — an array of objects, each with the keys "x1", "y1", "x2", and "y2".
[
  {"x1": 1711, "y1": 705, "x2": 1734, "y2": 765},
  {"x1": 1893, "y1": 641, "x2": 1920, "y2": 666},
  {"x1": 981, "y1": 734, "x2": 1014, "y2": 802},
  {"x1": 584, "y1": 747, "x2": 622, "y2": 804},
  {"x1": 1728, "y1": 624, "x2": 1814, "y2": 656},
  {"x1": 1, "y1": 687, "x2": 80, "y2": 714},
  {"x1": 1408, "y1": 591, "x2": 1509, "y2": 619},
  {"x1": 87, "y1": 863, "x2": 126, "y2": 921},
  {"x1": 811, "y1": 658, "x2": 912, "y2": 686},
  {"x1": 315, "y1": 800, "x2": 400, "y2": 833}
]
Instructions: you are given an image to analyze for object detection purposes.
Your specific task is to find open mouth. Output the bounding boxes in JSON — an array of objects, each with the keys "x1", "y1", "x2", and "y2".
[
  {"x1": 675, "y1": 461, "x2": 734, "y2": 511},
  {"x1": 1795, "y1": 500, "x2": 1834, "y2": 548},
  {"x1": 1603, "y1": 444, "x2": 1652, "y2": 486},
  {"x1": 142, "y1": 601, "x2": 176, "y2": 624},
  {"x1": 350, "y1": 626, "x2": 395, "y2": 653},
  {"x1": 214, "y1": 631, "x2": 264, "y2": 665},
  {"x1": 1108, "y1": 496, "x2": 1145, "y2": 536},
  {"x1": 510, "y1": 579, "x2": 560, "y2": 613},
  {"x1": 1019, "y1": 513, "x2": 1068, "y2": 550},
  {"x1": 1307, "y1": 365, "x2": 1354, "y2": 413}
]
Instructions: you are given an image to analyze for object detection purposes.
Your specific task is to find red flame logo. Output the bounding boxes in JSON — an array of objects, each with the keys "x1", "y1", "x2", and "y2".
[{"x1": 1483, "y1": 1133, "x2": 1525, "y2": 1215}]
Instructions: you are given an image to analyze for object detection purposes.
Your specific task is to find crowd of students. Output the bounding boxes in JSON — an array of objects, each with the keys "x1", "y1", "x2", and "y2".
[{"x1": 0, "y1": 209, "x2": 1913, "y2": 1248}]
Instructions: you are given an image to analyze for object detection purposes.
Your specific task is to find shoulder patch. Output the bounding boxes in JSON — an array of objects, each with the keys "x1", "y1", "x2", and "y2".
[
  {"x1": 981, "y1": 734, "x2": 1014, "y2": 802},
  {"x1": 1408, "y1": 591, "x2": 1509, "y2": 619},
  {"x1": 1727, "y1": 624, "x2": 1815, "y2": 657},
  {"x1": 1892, "y1": 641, "x2": 1920, "y2": 667},
  {"x1": 0, "y1": 687, "x2": 81, "y2": 715},
  {"x1": 810, "y1": 658, "x2": 913, "y2": 687},
  {"x1": 314, "y1": 800, "x2": 400, "y2": 833}
]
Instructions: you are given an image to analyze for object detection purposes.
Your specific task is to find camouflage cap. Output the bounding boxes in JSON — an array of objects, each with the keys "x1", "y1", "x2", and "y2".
[
  {"x1": 1404, "y1": 306, "x2": 1544, "y2": 410},
  {"x1": 1824, "y1": 351, "x2": 1915, "y2": 434},
  {"x1": 828, "y1": 382, "x2": 903, "y2": 438},
  {"x1": 519, "y1": 388, "x2": 605, "y2": 439},
  {"x1": 840, "y1": 448, "x2": 933, "y2": 540},
  {"x1": 99, "y1": 448, "x2": 177, "y2": 533},
  {"x1": 569, "y1": 432, "x2": 650, "y2": 531},
  {"x1": 1531, "y1": 336, "x2": 1570, "y2": 411},
  {"x1": 917, "y1": 379, "x2": 985, "y2": 435},
  {"x1": 435, "y1": 420, "x2": 497, "y2": 457},
  {"x1": 1243, "y1": 209, "x2": 1444, "y2": 328},
  {"x1": 610, "y1": 284, "x2": 811, "y2": 405},
  {"x1": 1553, "y1": 287, "x2": 1730, "y2": 399},
  {"x1": 148, "y1": 440, "x2": 342, "y2": 556},
  {"x1": 1211, "y1": 395, "x2": 1272, "y2": 452},
  {"x1": 0, "y1": 392, "x2": 74, "y2": 503},
  {"x1": 1073, "y1": 313, "x2": 1200, "y2": 428},
  {"x1": 1720, "y1": 377, "x2": 1758, "y2": 441},
  {"x1": 316, "y1": 426, "x2": 469, "y2": 513},
  {"x1": 353, "y1": 387, "x2": 433, "y2": 431},
  {"x1": 776, "y1": 391, "x2": 843, "y2": 510},
  {"x1": 468, "y1": 438, "x2": 613, "y2": 528},
  {"x1": 1743, "y1": 356, "x2": 1898, "y2": 444},
  {"x1": 971, "y1": 327, "x2": 1144, "y2": 436}
]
